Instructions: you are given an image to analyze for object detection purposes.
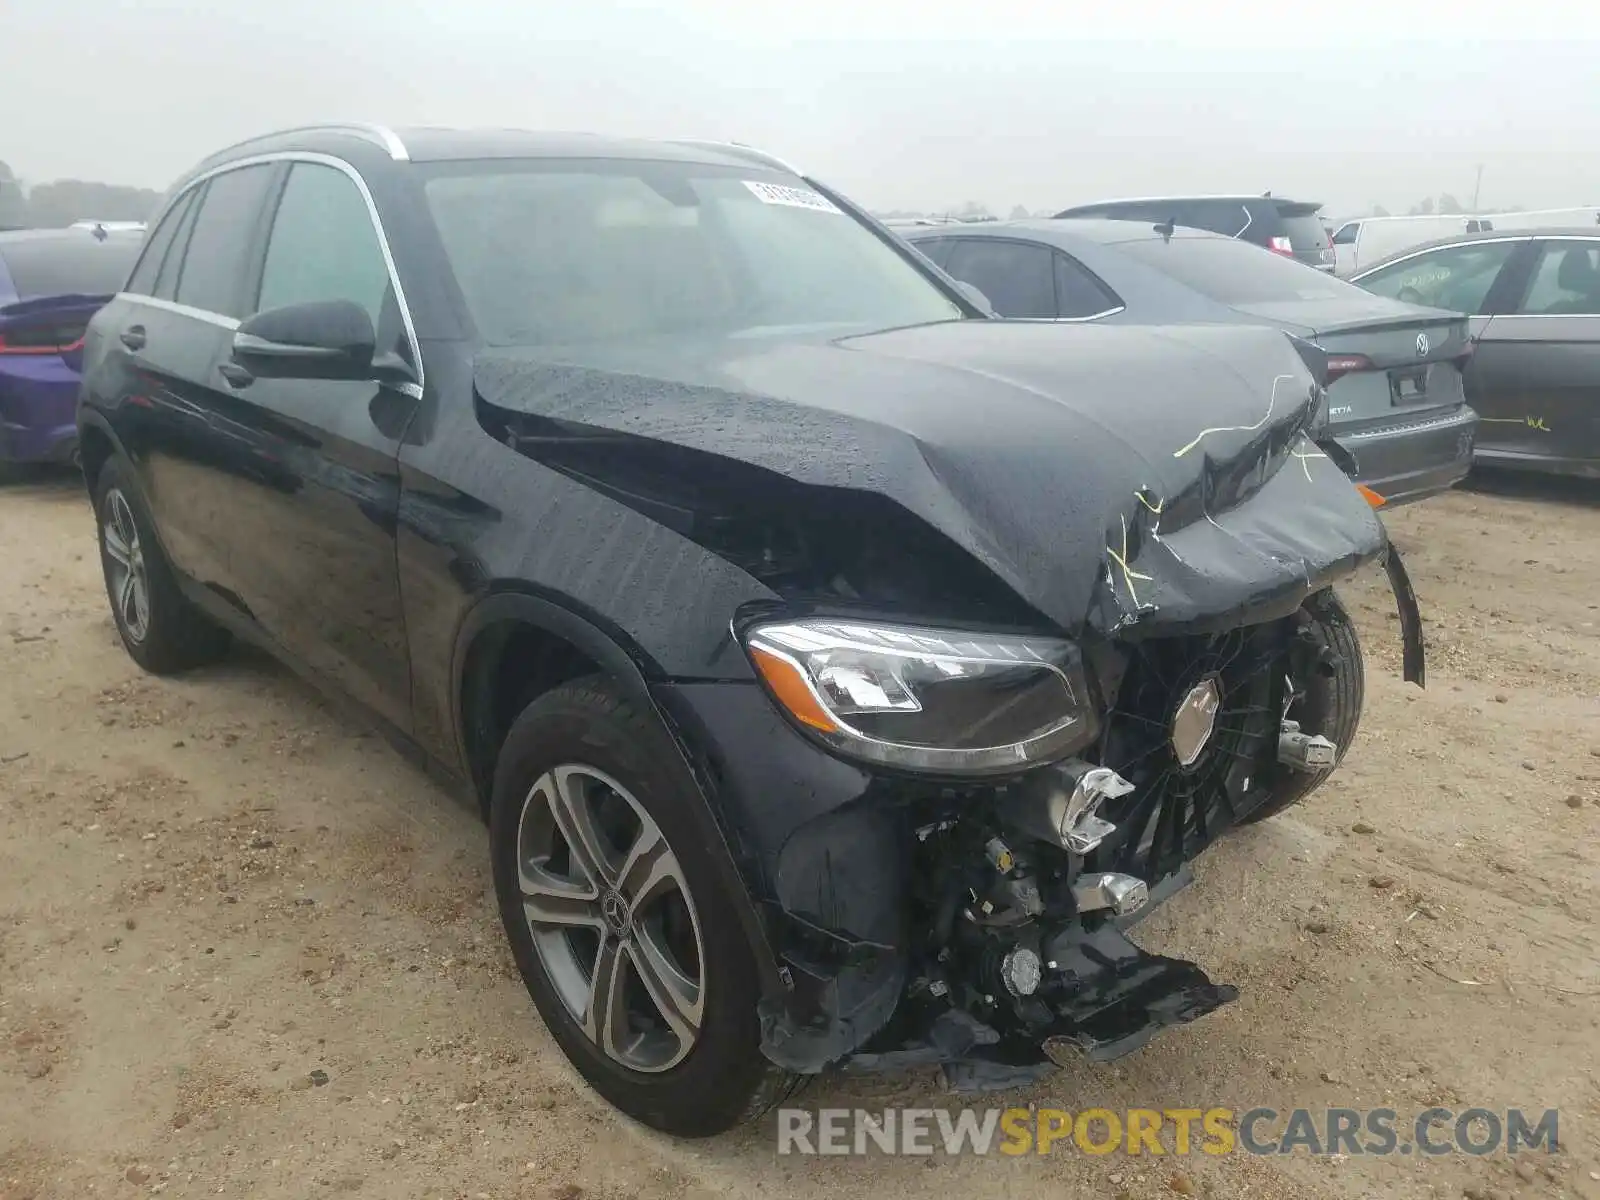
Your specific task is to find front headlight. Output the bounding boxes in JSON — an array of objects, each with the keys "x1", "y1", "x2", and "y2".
[{"x1": 742, "y1": 618, "x2": 1097, "y2": 776}]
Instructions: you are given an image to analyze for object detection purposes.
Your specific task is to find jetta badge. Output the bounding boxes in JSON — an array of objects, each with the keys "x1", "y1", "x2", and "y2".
[{"x1": 1416, "y1": 332, "x2": 1430, "y2": 357}]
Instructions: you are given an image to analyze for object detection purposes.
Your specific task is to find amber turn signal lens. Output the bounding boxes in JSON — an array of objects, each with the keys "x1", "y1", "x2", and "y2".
[
  {"x1": 1357, "y1": 484, "x2": 1386, "y2": 508},
  {"x1": 749, "y1": 645, "x2": 841, "y2": 733}
]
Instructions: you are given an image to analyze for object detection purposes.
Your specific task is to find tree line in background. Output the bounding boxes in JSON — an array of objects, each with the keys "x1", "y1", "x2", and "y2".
[{"x1": 0, "y1": 160, "x2": 161, "y2": 230}]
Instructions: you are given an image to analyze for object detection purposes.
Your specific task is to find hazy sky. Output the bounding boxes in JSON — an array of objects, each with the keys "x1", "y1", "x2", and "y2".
[{"x1": 6, "y1": 0, "x2": 1600, "y2": 219}]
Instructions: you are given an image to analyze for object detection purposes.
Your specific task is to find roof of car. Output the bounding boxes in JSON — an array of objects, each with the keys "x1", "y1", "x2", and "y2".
[
  {"x1": 903, "y1": 217, "x2": 1223, "y2": 247},
  {"x1": 190, "y1": 123, "x2": 805, "y2": 177}
]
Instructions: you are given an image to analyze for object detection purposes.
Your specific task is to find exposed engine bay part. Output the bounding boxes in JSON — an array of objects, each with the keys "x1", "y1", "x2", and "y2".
[
  {"x1": 1279, "y1": 719, "x2": 1339, "y2": 771},
  {"x1": 737, "y1": 587, "x2": 1392, "y2": 1090},
  {"x1": 997, "y1": 763, "x2": 1135, "y2": 854},
  {"x1": 1072, "y1": 871, "x2": 1151, "y2": 918}
]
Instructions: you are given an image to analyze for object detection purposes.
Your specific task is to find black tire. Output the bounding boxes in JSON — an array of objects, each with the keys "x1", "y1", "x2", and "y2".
[
  {"x1": 1239, "y1": 589, "x2": 1364, "y2": 824},
  {"x1": 489, "y1": 675, "x2": 799, "y2": 1136},
  {"x1": 94, "y1": 455, "x2": 231, "y2": 674}
]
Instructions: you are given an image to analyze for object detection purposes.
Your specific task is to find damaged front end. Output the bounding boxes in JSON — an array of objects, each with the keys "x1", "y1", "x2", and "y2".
[
  {"x1": 746, "y1": 606, "x2": 1382, "y2": 1090},
  {"x1": 472, "y1": 316, "x2": 1427, "y2": 1090}
]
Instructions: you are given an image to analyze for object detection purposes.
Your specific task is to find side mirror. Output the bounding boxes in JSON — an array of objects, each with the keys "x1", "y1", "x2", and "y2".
[
  {"x1": 231, "y1": 300, "x2": 377, "y2": 381},
  {"x1": 955, "y1": 280, "x2": 995, "y2": 314}
]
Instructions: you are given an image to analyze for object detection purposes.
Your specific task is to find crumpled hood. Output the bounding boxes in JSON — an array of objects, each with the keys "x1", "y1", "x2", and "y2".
[{"x1": 473, "y1": 318, "x2": 1388, "y2": 637}]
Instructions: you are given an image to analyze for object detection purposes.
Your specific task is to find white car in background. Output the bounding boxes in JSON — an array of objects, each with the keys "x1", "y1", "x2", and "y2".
[{"x1": 1332, "y1": 214, "x2": 1493, "y2": 276}]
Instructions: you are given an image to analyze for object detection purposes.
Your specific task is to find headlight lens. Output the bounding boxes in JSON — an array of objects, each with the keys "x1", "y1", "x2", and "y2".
[{"x1": 743, "y1": 618, "x2": 1096, "y2": 775}]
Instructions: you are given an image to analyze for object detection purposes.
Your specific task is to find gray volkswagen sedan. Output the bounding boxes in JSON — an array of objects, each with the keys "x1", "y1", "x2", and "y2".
[
  {"x1": 1352, "y1": 228, "x2": 1600, "y2": 480},
  {"x1": 904, "y1": 219, "x2": 1479, "y2": 506}
]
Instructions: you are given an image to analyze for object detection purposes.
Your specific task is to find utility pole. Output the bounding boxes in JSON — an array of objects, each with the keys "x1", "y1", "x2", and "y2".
[{"x1": 1472, "y1": 163, "x2": 1484, "y2": 211}]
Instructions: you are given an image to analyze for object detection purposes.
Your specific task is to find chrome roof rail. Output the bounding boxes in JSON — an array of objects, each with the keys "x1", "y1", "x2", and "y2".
[
  {"x1": 199, "y1": 123, "x2": 409, "y2": 166},
  {"x1": 670, "y1": 139, "x2": 802, "y2": 176}
]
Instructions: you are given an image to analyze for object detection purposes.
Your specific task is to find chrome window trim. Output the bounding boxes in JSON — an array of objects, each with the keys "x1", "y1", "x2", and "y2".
[
  {"x1": 1055, "y1": 306, "x2": 1126, "y2": 323},
  {"x1": 119, "y1": 294, "x2": 240, "y2": 330},
  {"x1": 127, "y1": 151, "x2": 424, "y2": 395},
  {"x1": 1347, "y1": 234, "x2": 1537, "y2": 284}
]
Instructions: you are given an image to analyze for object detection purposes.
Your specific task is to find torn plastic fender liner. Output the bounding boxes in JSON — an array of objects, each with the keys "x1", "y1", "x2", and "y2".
[
  {"x1": 1383, "y1": 538, "x2": 1427, "y2": 687},
  {"x1": 1042, "y1": 922, "x2": 1240, "y2": 1064}
]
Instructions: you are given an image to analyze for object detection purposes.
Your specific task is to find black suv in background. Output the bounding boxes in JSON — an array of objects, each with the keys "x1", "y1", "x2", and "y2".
[
  {"x1": 77, "y1": 125, "x2": 1422, "y2": 1137},
  {"x1": 1055, "y1": 194, "x2": 1337, "y2": 273}
]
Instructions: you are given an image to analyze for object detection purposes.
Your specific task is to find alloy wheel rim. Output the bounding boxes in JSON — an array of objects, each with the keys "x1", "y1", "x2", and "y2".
[
  {"x1": 102, "y1": 489, "x2": 150, "y2": 644},
  {"x1": 515, "y1": 764, "x2": 706, "y2": 1073}
]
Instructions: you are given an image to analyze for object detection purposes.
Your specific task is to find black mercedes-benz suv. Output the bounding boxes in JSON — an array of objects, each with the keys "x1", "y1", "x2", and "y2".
[{"x1": 77, "y1": 125, "x2": 1424, "y2": 1137}]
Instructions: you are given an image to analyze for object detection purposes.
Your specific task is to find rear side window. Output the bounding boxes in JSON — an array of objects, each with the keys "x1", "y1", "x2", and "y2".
[
  {"x1": 256, "y1": 163, "x2": 392, "y2": 329},
  {"x1": 154, "y1": 191, "x2": 203, "y2": 301},
  {"x1": 1516, "y1": 241, "x2": 1600, "y2": 315},
  {"x1": 1115, "y1": 235, "x2": 1348, "y2": 303},
  {"x1": 1357, "y1": 241, "x2": 1519, "y2": 313},
  {"x1": 175, "y1": 165, "x2": 274, "y2": 318},
  {"x1": 910, "y1": 237, "x2": 955, "y2": 269},
  {"x1": 944, "y1": 239, "x2": 1056, "y2": 318},
  {"x1": 0, "y1": 231, "x2": 142, "y2": 301},
  {"x1": 1054, "y1": 253, "x2": 1121, "y2": 317},
  {"x1": 125, "y1": 190, "x2": 196, "y2": 296}
]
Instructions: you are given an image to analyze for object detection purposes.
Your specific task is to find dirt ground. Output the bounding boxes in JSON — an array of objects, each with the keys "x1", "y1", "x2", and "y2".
[{"x1": 1, "y1": 468, "x2": 1597, "y2": 1200}]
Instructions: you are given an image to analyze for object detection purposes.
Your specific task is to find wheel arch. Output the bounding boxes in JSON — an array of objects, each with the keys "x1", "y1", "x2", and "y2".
[
  {"x1": 76, "y1": 410, "x2": 124, "y2": 498},
  {"x1": 451, "y1": 587, "x2": 664, "y2": 810},
  {"x1": 450, "y1": 584, "x2": 786, "y2": 997}
]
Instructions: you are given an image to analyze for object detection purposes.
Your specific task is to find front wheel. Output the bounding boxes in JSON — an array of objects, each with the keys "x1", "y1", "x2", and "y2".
[
  {"x1": 1239, "y1": 589, "x2": 1365, "y2": 824},
  {"x1": 489, "y1": 675, "x2": 799, "y2": 1136}
]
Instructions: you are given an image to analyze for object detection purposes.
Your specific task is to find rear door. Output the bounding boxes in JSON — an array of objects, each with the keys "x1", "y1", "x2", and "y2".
[
  {"x1": 1467, "y1": 237, "x2": 1600, "y2": 472},
  {"x1": 83, "y1": 167, "x2": 277, "y2": 589},
  {"x1": 202, "y1": 158, "x2": 421, "y2": 727}
]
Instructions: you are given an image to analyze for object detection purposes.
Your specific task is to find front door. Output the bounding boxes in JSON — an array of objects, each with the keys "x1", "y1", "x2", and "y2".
[{"x1": 204, "y1": 159, "x2": 421, "y2": 729}]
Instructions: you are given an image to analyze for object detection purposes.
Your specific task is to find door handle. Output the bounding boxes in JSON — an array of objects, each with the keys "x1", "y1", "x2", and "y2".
[
  {"x1": 217, "y1": 361, "x2": 254, "y2": 389},
  {"x1": 119, "y1": 326, "x2": 146, "y2": 351}
]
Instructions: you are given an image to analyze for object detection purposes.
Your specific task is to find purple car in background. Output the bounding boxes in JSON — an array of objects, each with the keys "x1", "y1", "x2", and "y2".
[{"x1": 0, "y1": 226, "x2": 143, "y2": 473}]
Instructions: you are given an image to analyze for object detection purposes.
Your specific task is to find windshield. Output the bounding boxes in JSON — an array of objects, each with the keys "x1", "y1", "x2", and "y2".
[
  {"x1": 1113, "y1": 235, "x2": 1355, "y2": 304},
  {"x1": 423, "y1": 160, "x2": 963, "y2": 346}
]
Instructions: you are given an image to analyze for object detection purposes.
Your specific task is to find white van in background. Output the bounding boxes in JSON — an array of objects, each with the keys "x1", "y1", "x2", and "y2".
[
  {"x1": 1475, "y1": 206, "x2": 1600, "y2": 230},
  {"x1": 1330, "y1": 214, "x2": 1489, "y2": 276}
]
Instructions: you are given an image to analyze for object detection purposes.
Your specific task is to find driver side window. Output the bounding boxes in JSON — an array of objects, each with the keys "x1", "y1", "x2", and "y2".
[
  {"x1": 1357, "y1": 241, "x2": 1518, "y2": 314},
  {"x1": 256, "y1": 162, "x2": 393, "y2": 329}
]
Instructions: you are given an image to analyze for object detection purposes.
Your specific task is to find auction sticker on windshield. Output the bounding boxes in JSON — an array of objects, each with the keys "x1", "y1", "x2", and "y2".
[{"x1": 744, "y1": 180, "x2": 842, "y2": 213}]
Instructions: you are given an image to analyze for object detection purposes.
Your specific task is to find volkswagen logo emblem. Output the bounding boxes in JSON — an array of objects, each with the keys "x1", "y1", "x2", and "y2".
[{"x1": 1415, "y1": 332, "x2": 1430, "y2": 357}]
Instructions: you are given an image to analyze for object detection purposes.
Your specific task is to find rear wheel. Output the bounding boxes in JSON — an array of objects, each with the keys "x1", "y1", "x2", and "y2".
[
  {"x1": 489, "y1": 675, "x2": 799, "y2": 1136},
  {"x1": 1239, "y1": 589, "x2": 1364, "y2": 824},
  {"x1": 94, "y1": 456, "x2": 231, "y2": 674}
]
